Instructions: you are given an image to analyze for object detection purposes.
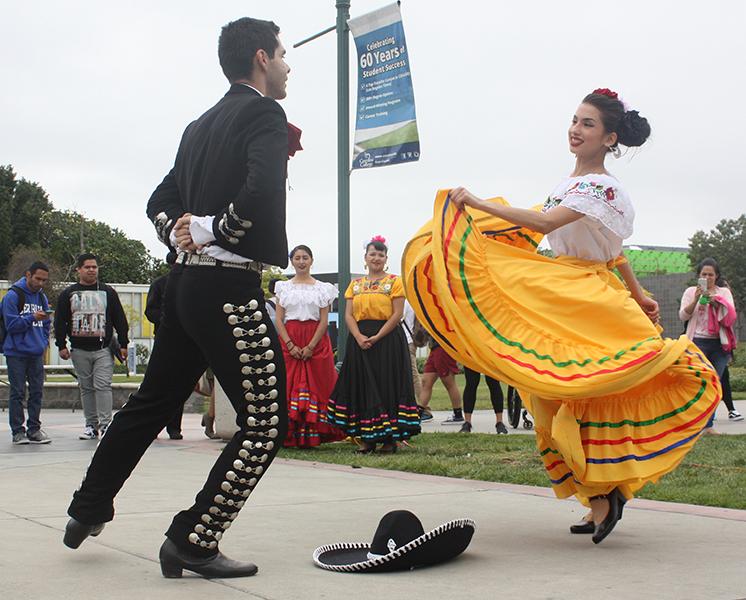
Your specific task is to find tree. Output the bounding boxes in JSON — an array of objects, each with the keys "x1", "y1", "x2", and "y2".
[
  {"x1": 11, "y1": 178, "x2": 53, "y2": 249},
  {"x1": 0, "y1": 165, "x2": 17, "y2": 275},
  {"x1": 38, "y1": 209, "x2": 162, "y2": 284},
  {"x1": 1, "y1": 165, "x2": 164, "y2": 284},
  {"x1": 6, "y1": 245, "x2": 68, "y2": 326},
  {"x1": 262, "y1": 266, "x2": 287, "y2": 297},
  {"x1": 689, "y1": 214, "x2": 746, "y2": 311}
]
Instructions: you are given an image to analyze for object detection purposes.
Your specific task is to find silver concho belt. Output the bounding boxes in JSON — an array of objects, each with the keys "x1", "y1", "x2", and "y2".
[{"x1": 178, "y1": 252, "x2": 263, "y2": 273}]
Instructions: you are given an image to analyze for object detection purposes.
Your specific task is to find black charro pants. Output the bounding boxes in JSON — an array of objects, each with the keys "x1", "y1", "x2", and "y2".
[{"x1": 68, "y1": 264, "x2": 287, "y2": 556}]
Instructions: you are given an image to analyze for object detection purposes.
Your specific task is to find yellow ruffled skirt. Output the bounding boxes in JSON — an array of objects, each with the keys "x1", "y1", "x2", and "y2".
[{"x1": 402, "y1": 190, "x2": 720, "y2": 503}]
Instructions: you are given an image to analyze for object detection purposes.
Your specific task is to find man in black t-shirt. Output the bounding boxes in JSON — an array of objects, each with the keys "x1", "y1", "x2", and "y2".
[{"x1": 54, "y1": 253, "x2": 129, "y2": 440}]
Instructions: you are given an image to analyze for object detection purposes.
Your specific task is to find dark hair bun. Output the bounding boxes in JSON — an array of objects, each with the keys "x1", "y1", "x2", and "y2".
[{"x1": 617, "y1": 110, "x2": 651, "y2": 147}]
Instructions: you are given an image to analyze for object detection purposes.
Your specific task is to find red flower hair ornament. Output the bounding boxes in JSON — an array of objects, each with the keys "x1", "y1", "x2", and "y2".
[
  {"x1": 365, "y1": 235, "x2": 387, "y2": 248},
  {"x1": 591, "y1": 88, "x2": 630, "y2": 112},
  {"x1": 593, "y1": 87, "x2": 618, "y2": 99}
]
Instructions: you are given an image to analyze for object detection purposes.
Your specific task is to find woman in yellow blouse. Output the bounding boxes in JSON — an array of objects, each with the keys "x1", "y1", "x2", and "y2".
[{"x1": 328, "y1": 236, "x2": 420, "y2": 453}]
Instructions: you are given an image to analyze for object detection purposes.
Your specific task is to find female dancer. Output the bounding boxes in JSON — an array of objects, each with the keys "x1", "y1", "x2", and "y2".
[
  {"x1": 275, "y1": 245, "x2": 344, "y2": 448},
  {"x1": 328, "y1": 236, "x2": 420, "y2": 453},
  {"x1": 680, "y1": 258, "x2": 742, "y2": 422},
  {"x1": 403, "y1": 89, "x2": 719, "y2": 544}
]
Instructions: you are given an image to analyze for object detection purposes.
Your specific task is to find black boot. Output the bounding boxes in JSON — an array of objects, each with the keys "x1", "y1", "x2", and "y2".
[
  {"x1": 63, "y1": 518, "x2": 105, "y2": 549},
  {"x1": 158, "y1": 538, "x2": 258, "y2": 579}
]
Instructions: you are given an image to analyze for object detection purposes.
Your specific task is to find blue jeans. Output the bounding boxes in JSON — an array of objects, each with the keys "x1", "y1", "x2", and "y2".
[
  {"x1": 6, "y1": 354, "x2": 44, "y2": 436},
  {"x1": 693, "y1": 337, "x2": 731, "y2": 426}
]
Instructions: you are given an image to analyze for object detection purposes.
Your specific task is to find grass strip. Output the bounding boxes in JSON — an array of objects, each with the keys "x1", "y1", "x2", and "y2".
[{"x1": 280, "y1": 432, "x2": 746, "y2": 510}]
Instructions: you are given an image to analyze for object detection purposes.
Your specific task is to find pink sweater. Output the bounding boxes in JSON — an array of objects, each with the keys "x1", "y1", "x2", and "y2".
[{"x1": 679, "y1": 285, "x2": 736, "y2": 345}]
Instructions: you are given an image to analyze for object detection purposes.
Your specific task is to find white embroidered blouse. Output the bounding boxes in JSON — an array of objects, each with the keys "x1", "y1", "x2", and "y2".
[
  {"x1": 543, "y1": 173, "x2": 634, "y2": 263},
  {"x1": 274, "y1": 280, "x2": 337, "y2": 322}
]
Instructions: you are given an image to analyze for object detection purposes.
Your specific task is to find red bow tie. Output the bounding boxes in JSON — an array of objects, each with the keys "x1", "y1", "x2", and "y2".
[{"x1": 288, "y1": 123, "x2": 303, "y2": 158}]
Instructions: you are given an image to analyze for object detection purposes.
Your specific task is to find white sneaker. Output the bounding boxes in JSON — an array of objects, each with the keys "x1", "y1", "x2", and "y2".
[
  {"x1": 441, "y1": 414, "x2": 464, "y2": 425},
  {"x1": 79, "y1": 426, "x2": 98, "y2": 440},
  {"x1": 728, "y1": 410, "x2": 744, "y2": 422}
]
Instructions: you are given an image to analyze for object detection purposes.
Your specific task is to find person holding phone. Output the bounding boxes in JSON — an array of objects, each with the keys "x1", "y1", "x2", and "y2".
[
  {"x1": 680, "y1": 257, "x2": 742, "y2": 423},
  {"x1": 2, "y1": 261, "x2": 52, "y2": 445}
]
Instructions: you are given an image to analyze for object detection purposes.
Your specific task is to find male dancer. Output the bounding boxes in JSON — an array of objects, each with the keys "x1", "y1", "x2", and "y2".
[{"x1": 63, "y1": 17, "x2": 292, "y2": 579}]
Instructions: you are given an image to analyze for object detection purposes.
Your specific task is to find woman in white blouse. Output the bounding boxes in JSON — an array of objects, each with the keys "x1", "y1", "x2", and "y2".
[
  {"x1": 275, "y1": 245, "x2": 344, "y2": 448},
  {"x1": 407, "y1": 88, "x2": 718, "y2": 545}
]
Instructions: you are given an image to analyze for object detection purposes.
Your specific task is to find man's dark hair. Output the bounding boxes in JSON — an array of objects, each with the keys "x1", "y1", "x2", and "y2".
[
  {"x1": 218, "y1": 17, "x2": 280, "y2": 82},
  {"x1": 268, "y1": 278, "x2": 282, "y2": 295},
  {"x1": 27, "y1": 261, "x2": 49, "y2": 275},
  {"x1": 76, "y1": 253, "x2": 98, "y2": 268}
]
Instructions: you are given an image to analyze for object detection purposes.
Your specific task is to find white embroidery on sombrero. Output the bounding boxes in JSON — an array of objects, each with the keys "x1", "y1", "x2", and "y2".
[{"x1": 312, "y1": 518, "x2": 476, "y2": 572}]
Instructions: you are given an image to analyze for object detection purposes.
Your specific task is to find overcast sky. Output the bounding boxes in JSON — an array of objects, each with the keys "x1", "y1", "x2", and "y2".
[{"x1": 2, "y1": 0, "x2": 744, "y2": 275}]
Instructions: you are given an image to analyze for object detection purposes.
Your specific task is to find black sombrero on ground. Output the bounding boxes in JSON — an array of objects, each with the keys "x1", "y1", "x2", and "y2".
[{"x1": 312, "y1": 510, "x2": 475, "y2": 573}]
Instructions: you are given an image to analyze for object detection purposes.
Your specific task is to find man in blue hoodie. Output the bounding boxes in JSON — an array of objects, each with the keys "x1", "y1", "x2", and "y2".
[{"x1": 2, "y1": 261, "x2": 52, "y2": 444}]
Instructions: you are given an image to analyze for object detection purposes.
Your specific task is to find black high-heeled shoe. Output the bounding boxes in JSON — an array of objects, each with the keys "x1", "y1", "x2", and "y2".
[
  {"x1": 591, "y1": 488, "x2": 622, "y2": 544},
  {"x1": 572, "y1": 491, "x2": 626, "y2": 535},
  {"x1": 159, "y1": 538, "x2": 258, "y2": 578},
  {"x1": 377, "y1": 442, "x2": 398, "y2": 454},
  {"x1": 617, "y1": 491, "x2": 627, "y2": 520},
  {"x1": 355, "y1": 442, "x2": 376, "y2": 454},
  {"x1": 569, "y1": 518, "x2": 595, "y2": 534}
]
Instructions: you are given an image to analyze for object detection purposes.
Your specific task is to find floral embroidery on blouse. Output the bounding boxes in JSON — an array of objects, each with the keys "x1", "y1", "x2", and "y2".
[
  {"x1": 543, "y1": 181, "x2": 623, "y2": 217},
  {"x1": 350, "y1": 274, "x2": 398, "y2": 296},
  {"x1": 542, "y1": 195, "x2": 562, "y2": 212},
  {"x1": 566, "y1": 181, "x2": 624, "y2": 216}
]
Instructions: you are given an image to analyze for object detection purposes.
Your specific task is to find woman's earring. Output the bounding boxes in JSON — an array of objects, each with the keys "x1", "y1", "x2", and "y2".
[{"x1": 609, "y1": 144, "x2": 621, "y2": 159}]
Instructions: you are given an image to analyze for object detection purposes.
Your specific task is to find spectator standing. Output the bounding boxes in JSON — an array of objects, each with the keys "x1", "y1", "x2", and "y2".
[
  {"x1": 679, "y1": 258, "x2": 742, "y2": 422},
  {"x1": 459, "y1": 367, "x2": 508, "y2": 434},
  {"x1": 401, "y1": 300, "x2": 423, "y2": 406},
  {"x1": 54, "y1": 253, "x2": 130, "y2": 440},
  {"x1": 265, "y1": 278, "x2": 281, "y2": 329},
  {"x1": 416, "y1": 340, "x2": 464, "y2": 424},
  {"x1": 275, "y1": 244, "x2": 344, "y2": 448},
  {"x1": 2, "y1": 262, "x2": 52, "y2": 444},
  {"x1": 145, "y1": 252, "x2": 184, "y2": 439},
  {"x1": 328, "y1": 236, "x2": 420, "y2": 453}
]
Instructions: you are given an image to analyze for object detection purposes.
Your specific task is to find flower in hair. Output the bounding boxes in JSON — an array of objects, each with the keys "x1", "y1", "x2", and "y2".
[
  {"x1": 593, "y1": 87, "x2": 618, "y2": 100},
  {"x1": 371, "y1": 235, "x2": 387, "y2": 244}
]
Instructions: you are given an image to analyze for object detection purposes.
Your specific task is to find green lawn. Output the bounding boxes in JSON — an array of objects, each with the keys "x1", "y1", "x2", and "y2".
[{"x1": 280, "y1": 432, "x2": 746, "y2": 510}]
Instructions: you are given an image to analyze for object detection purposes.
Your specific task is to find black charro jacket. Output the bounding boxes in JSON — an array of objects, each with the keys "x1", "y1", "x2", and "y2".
[{"x1": 146, "y1": 84, "x2": 289, "y2": 268}]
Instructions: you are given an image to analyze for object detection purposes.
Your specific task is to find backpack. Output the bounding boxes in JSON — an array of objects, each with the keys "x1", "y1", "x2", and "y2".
[
  {"x1": 411, "y1": 319, "x2": 430, "y2": 348},
  {"x1": 0, "y1": 285, "x2": 26, "y2": 352},
  {"x1": 402, "y1": 316, "x2": 430, "y2": 348}
]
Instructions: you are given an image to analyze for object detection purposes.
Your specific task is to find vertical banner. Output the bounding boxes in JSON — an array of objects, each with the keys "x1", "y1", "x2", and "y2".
[{"x1": 349, "y1": 3, "x2": 420, "y2": 170}]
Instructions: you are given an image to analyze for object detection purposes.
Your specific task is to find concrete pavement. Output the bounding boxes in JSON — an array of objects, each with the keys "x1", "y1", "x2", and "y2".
[{"x1": 2, "y1": 410, "x2": 746, "y2": 600}]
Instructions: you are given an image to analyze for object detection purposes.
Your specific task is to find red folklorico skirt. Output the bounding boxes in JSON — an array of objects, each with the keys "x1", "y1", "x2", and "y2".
[{"x1": 280, "y1": 320, "x2": 345, "y2": 448}]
